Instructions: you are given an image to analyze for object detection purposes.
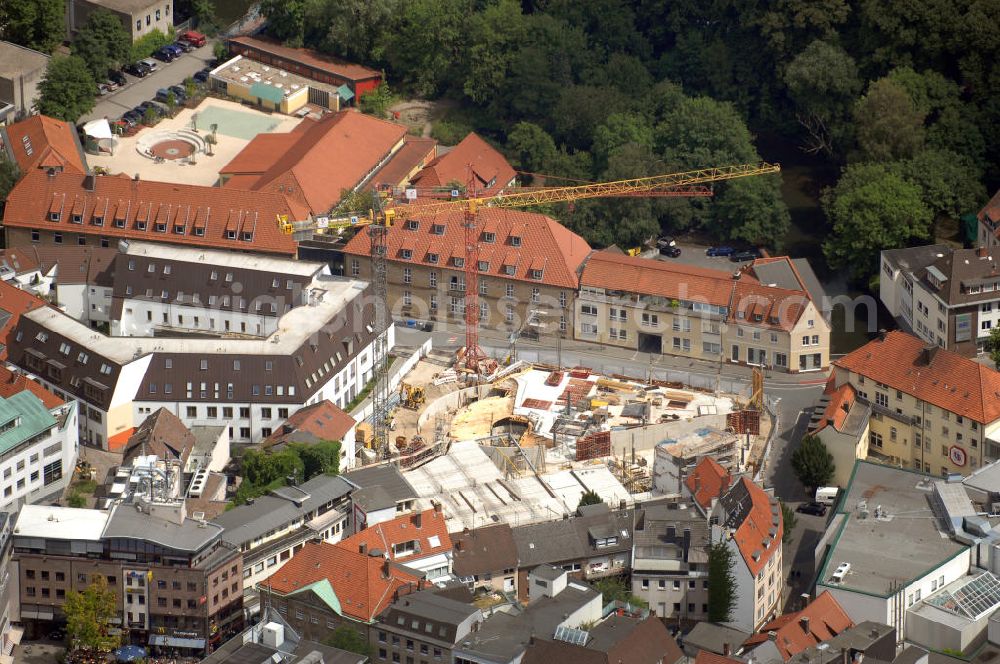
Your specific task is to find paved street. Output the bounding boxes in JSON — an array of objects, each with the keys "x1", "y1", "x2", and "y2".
[{"x1": 80, "y1": 41, "x2": 218, "y2": 124}]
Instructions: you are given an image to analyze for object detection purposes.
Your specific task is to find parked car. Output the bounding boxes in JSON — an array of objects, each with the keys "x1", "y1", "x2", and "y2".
[
  {"x1": 153, "y1": 47, "x2": 176, "y2": 62},
  {"x1": 193, "y1": 68, "x2": 211, "y2": 83},
  {"x1": 706, "y1": 246, "x2": 736, "y2": 257},
  {"x1": 154, "y1": 88, "x2": 173, "y2": 102},
  {"x1": 116, "y1": 115, "x2": 137, "y2": 129},
  {"x1": 796, "y1": 501, "x2": 828, "y2": 517},
  {"x1": 124, "y1": 62, "x2": 150, "y2": 77},
  {"x1": 656, "y1": 236, "x2": 676, "y2": 249},
  {"x1": 659, "y1": 246, "x2": 682, "y2": 258},
  {"x1": 108, "y1": 69, "x2": 127, "y2": 86},
  {"x1": 174, "y1": 40, "x2": 194, "y2": 53},
  {"x1": 97, "y1": 83, "x2": 111, "y2": 95},
  {"x1": 730, "y1": 249, "x2": 760, "y2": 263},
  {"x1": 140, "y1": 100, "x2": 167, "y2": 115},
  {"x1": 169, "y1": 84, "x2": 187, "y2": 101},
  {"x1": 140, "y1": 58, "x2": 159, "y2": 71},
  {"x1": 164, "y1": 43, "x2": 184, "y2": 57},
  {"x1": 178, "y1": 29, "x2": 207, "y2": 47}
]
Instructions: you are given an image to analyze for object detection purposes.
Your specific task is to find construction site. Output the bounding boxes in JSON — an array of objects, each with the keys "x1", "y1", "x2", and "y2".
[{"x1": 369, "y1": 353, "x2": 773, "y2": 533}]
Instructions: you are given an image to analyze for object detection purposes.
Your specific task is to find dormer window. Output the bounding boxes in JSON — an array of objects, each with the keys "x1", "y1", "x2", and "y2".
[
  {"x1": 72, "y1": 214, "x2": 82, "y2": 224},
  {"x1": 242, "y1": 231, "x2": 253, "y2": 241},
  {"x1": 114, "y1": 219, "x2": 126, "y2": 228},
  {"x1": 969, "y1": 285, "x2": 981, "y2": 294},
  {"x1": 49, "y1": 212, "x2": 60, "y2": 222},
  {"x1": 504, "y1": 265, "x2": 516, "y2": 276},
  {"x1": 163, "y1": 265, "x2": 171, "y2": 275},
  {"x1": 453, "y1": 257, "x2": 465, "y2": 268},
  {"x1": 482, "y1": 232, "x2": 495, "y2": 243},
  {"x1": 226, "y1": 230, "x2": 236, "y2": 239},
  {"x1": 431, "y1": 223, "x2": 445, "y2": 235},
  {"x1": 155, "y1": 222, "x2": 166, "y2": 233},
  {"x1": 478, "y1": 260, "x2": 489, "y2": 271},
  {"x1": 427, "y1": 253, "x2": 439, "y2": 264},
  {"x1": 93, "y1": 216, "x2": 103, "y2": 226},
  {"x1": 174, "y1": 224, "x2": 184, "y2": 234},
  {"x1": 753, "y1": 314, "x2": 763, "y2": 322},
  {"x1": 136, "y1": 220, "x2": 147, "y2": 231},
  {"x1": 510, "y1": 235, "x2": 522, "y2": 247},
  {"x1": 194, "y1": 227, "x2": 205, "y2": 236},
  {"x1": 405, "y1": 220, "x2": 419, "y2": 231},
  {"x1": 530, "y1": 269, "x2": 543, "y2": 280},
  {"x1": 401, "y1": 249, "x2": 412, "y2": 260}
]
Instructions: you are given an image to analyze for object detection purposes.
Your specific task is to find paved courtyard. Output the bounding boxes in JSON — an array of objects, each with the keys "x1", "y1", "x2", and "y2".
[{"x1": 87, "y1": 98, "x2": 300, "y2": 186}]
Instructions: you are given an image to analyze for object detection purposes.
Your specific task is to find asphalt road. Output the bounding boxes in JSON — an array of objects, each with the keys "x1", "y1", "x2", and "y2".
[{"x1": 80, "y1": 41, "x2": 217, "y2": 124}]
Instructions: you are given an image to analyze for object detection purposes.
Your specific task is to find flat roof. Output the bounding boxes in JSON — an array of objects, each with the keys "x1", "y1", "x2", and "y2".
[
  {"x1": 211, "y1": 55, "x2": 342, "y2": 101},
  {"x1": 0, "y1": 41, "x2": 49, "y2": 79},
  {"x1": 25, "y1": 274, "x2": 368, "y2": 363},
  {"x1": 103, "y1": 502, "x2": 224, "y2": 552},
  {"x1": 123, "y1": 241, "x2": 324, "y2": 277},
  {"x1": 14, "y1": 504, "x2": 109, "y2": 540},
  {"x1": 818, "y1": 461, "x2": 968, "y2": 596},
  {"x1": 84, "y1": 0, "x2": 160, "y2": 13}
]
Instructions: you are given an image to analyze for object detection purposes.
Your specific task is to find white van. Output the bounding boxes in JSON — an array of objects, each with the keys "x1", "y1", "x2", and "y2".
[{"x1": 815, "y1": 486, "x2": 839, "y2": 506}]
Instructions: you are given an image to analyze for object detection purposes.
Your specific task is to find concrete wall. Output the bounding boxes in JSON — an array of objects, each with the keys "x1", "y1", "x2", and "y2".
[
  {"x1": 817, "y1": 419, "x2": 871, "y2": 488},
  {"x1": 907, "y1": 607, "x2": 987, "y2": 654}
]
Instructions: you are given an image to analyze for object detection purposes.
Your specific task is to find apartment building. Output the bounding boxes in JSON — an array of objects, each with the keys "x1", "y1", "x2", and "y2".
[
  {"x1": 342, "y1": 208, "x2": 591, "y2": 336},
  {"x1": 211, "y1": 474, "x2": 354, "y2": 616},
  {"x1": 340, "y1": 506, "x2": 452, "y2": 581},
  {"x1": 409, "y1": 132, "x2": 517, "y2": 198},
  {"x1": 0, "y1": 115, "x2": 87, "y2": 174},
  {"x1": 13, "y1": 501, "x2": 243, "y2": 653},
  {"x1": 67, "y1": 0, "x2": 173, "y2": 41},
  {"x1": 880, "y1": 244, "x2": 1000, "y2": 356},
  {"x1": 977, "y1": 189, "x2": 1000, "y2": 249},
  {"x1": 630, "y1": 499, "x2": 710, "y2": 622},
  {"x1": 830, "y1": 330, "x2": 1000, "y2": 475},
  {"x1": 452, "y1": 523, "x2": 519, "y2": 596},
  {"x1": 576, "y1": 252, "x2": 829, "y2": 373},
  {"x1": 710, "y1": 477, "x2": 784, "y2": 632},
  {"x1": 370, "y1": 588, "x2": 482, "y2": 664},
  {"x1": 0, "y1": 366, "x2": 78, "y2": 511},
  {"x1": 7, "y1": 268, "x2": 385, "y2": 448},
  {"x1": 742, "y1": 591, "x2": 854, "y2": 661}
]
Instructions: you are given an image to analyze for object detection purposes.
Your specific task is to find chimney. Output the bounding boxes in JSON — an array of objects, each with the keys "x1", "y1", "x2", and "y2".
[
  {"x1": 800, "y1": 616, "x2": 810, "y2": 632},
  {"x1": 413, "y1": 511, "x2": 422, "y2": 528},
  {"x1": 359, "y1": 542, "x2": 367, "y2": 555},
  {"x1": 619, "y1": 499, "x2": 626, "y2": 510},
  {"x1": 382, "y1": 558, "x2": 390, "y2": 579},
  {"x1": 918, "y1": 345, "x2": 937, "y2": 366},
  {"x1": 768, "y1": 631, "x2": 778, "y2": 642},
  {"x1": 83, "y1": 174, "x2": 96, "y2": 191},
  {"x1": 433, "y1": 502, "x2": 442, "y2": 514},
  {"x1": 724, "y1": 644, "x2": 731, "y2": 657},
  {"x1": 455, "y1": 540, "x2": 463, "y2": 552},
  {"x1": 978, "y1": 247, "x2": 988, "y2": 258}
]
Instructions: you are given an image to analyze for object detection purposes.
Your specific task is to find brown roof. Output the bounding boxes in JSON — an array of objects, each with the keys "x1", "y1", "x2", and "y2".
[
  {"x1": 28, "y1": 246, "x2": 117, "y2": 286},
  {"x1": 411, "y1": 133, "x2": 516, "y2": 196},
  {"x1": 219, "y1": 110, "x2": 407, "y2": 214},
  {"x1": 0, "y1": 247, "x2": 42, "y2": 276},
  {"x1": 122, "y1": 408, "x2": 197, "y2": 468},
  {"x1": 339, "y1": 508, "x2": 451, "y2": 562},
  {"x1": 228, "y1": 35, "x2": 382, "y2": 82},
  {"x1": 261, "y1": 400, "x2": 356, "y2": 449},
  {"x1": 916, "y1": 247, "x2": 1000, "y2": 306},
  {"x1": 372, "y1": 137, "x2": 438, "y2": 189},
  {"x1": 695, "y1": 651, "x2": 745, "y2": 664},
  {"x1": 343, "y1": 208, "x2": 592, "y2": 289},
  {"x1": 685, "y1": 457, "x2": 731, "y2": 510},
  {"x1": 1, "y1": 115, "x2": 87, "y2": 174},
  {"x1": 580, "y1": 251, "x2": 735, "y2": 307},
  {"x1": 264, "y1": 540, "x2": 421, "y2": 622},
  {"x1": 3, "y1": 170, "x2": 305, "y2": 256},
  {"x1": 0, "y1": 279, "x2": 49, "y2": 362},
  {"x1": 978, "y1": 188, "x2": 1000, "y2": 225},
  {"x1": 743, "y1": 591, "x2": 854, "y2": 660},
  {"x1": 451, "y1": 523, "x2": 518, "y2": 577},
  {"x1": 0, "y1": 366, "x2": 63, "y2": 409},
  {"x1": 522, "y1": 615, "x2": 683, "y2": 664},
  {"x1": 834, "y1": 330, "x2": 1000, "y2": 423}
]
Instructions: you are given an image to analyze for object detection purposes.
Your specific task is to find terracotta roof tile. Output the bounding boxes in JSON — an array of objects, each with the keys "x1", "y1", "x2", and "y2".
[
  {"x1": 685, "y1": 457, "x2": 731, "y2": 510},
  {"x1": 263, "y1": 540, "x2": 420, "y2": 622},
  {"x1": 580, "y1": 251, "x2": 734, "y2": 306},
  {"x1": 0, "y1": 279, "x2": 49, "y2": 361},
  {"x1": 834, "y1": 330, "x2": 1000, "y2": 423},
  {"x1": 338, "y1": 508, "x2": 451, "y2": 562},
  {"x1": 411, "y1": 133, "x2": 516, "y2": 196},
  {"x1": 979, "y1": 188, "x2": 1000, "y2": 225},
  {"x1": 743, "y1": 591, "x2": 854, "y2": 660},
  {"x1": 1, "y1": 115, "x2": 87, "y2": 174},
  {"x1": 731, "y1": 278, "x2": 809, "y2": 331},
  {"x1": 3, "y1": 170, "x2": 304, "y2": 256},
  {"x1": 727, "y1": 477, "x2": 782, "y2": 577},
  {"x1": 220, "y1": 110, "x2": 407, "y2": 214},
  {"x1": 696, "y1": 651, "x2": 745, "y2": 664},
  {"x1": 228, "y1": 36, "x2": 382, "y2": 82},
  {"x1": 343, "y1": 208, "x2": 592, "y2": 289},
  {"x1": 261, "y1": 400, "x2": 355, "y2": 449},
  {"x1": 813, "y1": 384, "x2": 856, "y2": 433},
  {"x1": 372, "y1": 137, "x2": 438, "y2": 189},
  {"x1": 122, "y1": 408, "x2": 197, "y2": 468},
  {"x1": 0, "y1": 366, "x2": 63, "y2": 409}
]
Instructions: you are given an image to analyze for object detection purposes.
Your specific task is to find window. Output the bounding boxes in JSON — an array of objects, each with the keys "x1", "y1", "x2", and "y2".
[
  {"x1": 642, "y1": 312, "x2": 659, "y2": 327},
  {"x1": 350, "y1": 259, "x2": 360, "y2": 277},
  {"x1": 403, "y1": 267, "x2": 412, "y2": 284},
  {"x1": 505, "y1": 283, "x2": 515, "y2": 298},
  {"x1": 429, "y1": 271, "x2": 437, "y2": 288},
  {"x1": 876, "y1": 392, "x2": 888, "y2": 408},
  {"x1": 870, "y1": 432, "x2": 883, "y2": 449}
]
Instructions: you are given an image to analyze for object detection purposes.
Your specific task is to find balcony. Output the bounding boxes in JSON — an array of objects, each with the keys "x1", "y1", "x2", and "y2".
[{"x1": 857, "y1": 396, "x2": 914, "y2": 426}]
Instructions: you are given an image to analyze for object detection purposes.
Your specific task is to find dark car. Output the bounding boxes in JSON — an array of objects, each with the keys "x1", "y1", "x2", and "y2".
[
  {"x1": 169, "y1": 85, "x2": 187, "y2": 101},
  {"x1": 659, "y1": 246, "x2": 682, "y2": 258},
  {"x1": 164, "y1": 43, "x2": 185, "y2": 57},
  {"x1": 124, "y1": 62, "x2": 150, "y2": 77},
  {"x1": 656, "y1": 236, "x2": 676, "y2": 249},
  {"x1": 706, "y1": 246, "x2": 736, "y2": 257},
  {"x1": 154, "y1": 88, "x2": 174, "y2": 102},
  {"x1": 174, "y1": 40, "x2": 194, "y2": 53},
  {"x1": 796, "y1": 502, "x2": 828, "y2": 517},
  {"x1": 193, "y1": 68, "x2": 211, "y2": 83},
  {"x1": 108, "y1": 69, "x2": 127, "y2": 86},
  {"x1": 116, "y1": 115, "x2": 138, "y2": 129},
  {"x1": 730, "y1": 249, "x2": 760, "y2": 263},
  {"x1": 153, "y1": 47, "x2": 176, "y2": 62}
]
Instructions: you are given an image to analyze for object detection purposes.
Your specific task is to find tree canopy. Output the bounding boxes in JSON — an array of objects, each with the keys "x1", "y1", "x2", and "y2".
[
  {"x1": 0, "y1": 0, "x2": 65, "y2": 53},
  {"x1": 708, "y1": 540, "x2": 737, "y2": 623},
  {"x1": 72, "y1": 9, "x2": 132, "y2": 82},
  {"x1": 37, "y1": 56, "x2": 97, "y2": 122},
  {"x1": 791, "y1": 434, "x2": 836, "y2": 490},
  {"x1": 577, "y1": 489, "x2": 603, "y2": 508},
  {"x1": 65, "y1": 575, "x2": 120, "y2": 652}
]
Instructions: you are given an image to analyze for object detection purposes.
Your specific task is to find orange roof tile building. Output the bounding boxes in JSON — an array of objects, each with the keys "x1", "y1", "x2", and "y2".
[
  {"x1": 1, "y1": 115, "x2": 88, "y2": 174},
  {"x1": 410, "y1": 132, "x2": 516, "y2": 197},
  {"x1": 0, "y1": 278, "x2": 48, "y2": 362},
  {"x1": 685, "y1": 456, "x2": 731, "y2": 512},
  {"x1": 261, "y1": 399, "x2": 356, "y2": 453},
  {"x1": 338, "y1": 506, "x2": 452, "y2": 581},
  {"x1": 220, "y1": 110, "x2": 408, "y2": 214},
  {"x1": 2, "y1": 170, "x2": 305, "y2": 256},
  {"x1": 0, "y1": 365, "x2": 62, "y2": 409},
  {"x1": 743, "y1": 591, "x2": 854, "y2": 660}
]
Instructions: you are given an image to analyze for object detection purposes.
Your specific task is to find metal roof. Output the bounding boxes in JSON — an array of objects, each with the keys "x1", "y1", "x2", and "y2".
[
  {"x1": 0, "y1": 391, "x2": 56, "y2": 455},
  {"x1": 103, "y1": 502, "x2": 223, "y2": 552}
]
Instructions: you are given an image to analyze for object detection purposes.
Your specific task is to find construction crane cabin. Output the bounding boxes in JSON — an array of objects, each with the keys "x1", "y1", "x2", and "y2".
[{"x1": 278, "y1": 162, "x2": 780, "y2": 456}]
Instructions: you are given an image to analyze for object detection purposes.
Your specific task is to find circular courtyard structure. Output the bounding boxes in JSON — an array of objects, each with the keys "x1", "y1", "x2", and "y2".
[
  {"x1": 148, "y1": 138, "x2": 195, "y2": 160},
  {"x1": 135, "y1": 130, "x2": 207, "y2": 161}
]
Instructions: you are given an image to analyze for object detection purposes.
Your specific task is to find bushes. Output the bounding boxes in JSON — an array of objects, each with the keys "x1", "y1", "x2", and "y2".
[{"x1": 129, "y1": 27, "x2": 174, "y2": 62}]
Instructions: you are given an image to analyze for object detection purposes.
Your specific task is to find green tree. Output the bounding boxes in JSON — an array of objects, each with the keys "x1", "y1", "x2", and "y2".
[
  {"x1": 591, "y1": 112, "x2": 655, "y2": 173},
  {"x1": 592, "y1": 577, "x2": 647, "y2": 608},
  {"x1": 191, "y1": 0, "x2": 218, "y2": 33},
  {"x1": 379, "y1": 0, "x2": 467, "y2": 97},
  {"x1": 72, "y1": 9, "x2": 131, "y2": 82},
  {"x1": 64, "y1": 575, "x2": 120, "y2": 652},
  {"x1": 241, "y1": 448, "x2": 305, "y2": 488},
  {"x1": 213, "y1": 41, "x2": 229, "y2": 64},
  {"x1": 142, "y1": 106, "x2": 158, "y2": 126},
  {"x1": 505, "y1": 122, "x2": 560, "y2": 183},
  {"x1": 307, "y1": 0, "x2": 397, "y2": 62},
  {"x1": 291, "y1": 440, "x2": 342, "y2": 480},
  {"x1": 358, "y1": 82, "x2": 395, "y2": 118},
  {"x1": 184, "y1": 77, "x2": 197, "y2": 100},
  {"x1": 0, "y1": 0, "x2": 65, "y2": 53},
  {"x1": 0, "y1": 157, "x2": 20, "y2": 203},
  {"x1": 854, "y1": 77, "x2": 926, "y2": 162},
  {"x1": 781, "y1": 502, "x2": 797, "y2": 544},
  {"x1": 323, "y1": 626, "x2": 372, "y2": 656},
  {"x1": 708, "y1": 540, "x2": 737, "y2": 622},
  {"x1": 895, "y1": 149, "x2": 986, "y2": 222},
  {"x1": 791, "y1": 434, "x2": 836, "y2": 490},
  {"x1": 463, "y1": 0, "x2": 526, "y2": 105},
  {"x1": 165, "y1": 90, "x2": 177, "y2": 113},
  {"x1": 260, "y1": 0, "x2": 307, "y2": 46},
  {"x1": 129, "y1": 29, "x2": 172, "y2": 62},
  {"x1": 67, "y1": 492, "x2": 86, "y2": 508},
  {"x1": 578, "y1": 489, "x2": 603, "y2": 508},
  {"x1": 822, "y1": 162, "x2": 933, "y2": 282},
  {"x1": 714, "y1": 175, "x2": 790, "y2": 250},
  {"x1": 37, "y1": 56, "x2": 96, "y2": 122},
  {"x1": 988, "y1": 327, "x2": 1000, "y2": 370},
  {"x1": 784, "y1": 40, "x2": 861, "y2": 156}
]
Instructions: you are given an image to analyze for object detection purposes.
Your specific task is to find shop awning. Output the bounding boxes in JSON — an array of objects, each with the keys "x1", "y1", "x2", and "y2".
[
  {"x1": 149, "y1": 635, "x2": 205, "y2": 649},
  {"x1": 20, "y1": 609, "x2": 53, "y2": 620},
  {"x1": 336, "y1": 84, "x2": 354, "y2": 102}
]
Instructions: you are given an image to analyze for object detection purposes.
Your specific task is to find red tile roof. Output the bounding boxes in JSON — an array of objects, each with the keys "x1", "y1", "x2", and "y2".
[
  {"x1": 696, "y1": 651, "x2": 744, "y2": 664},
  {"x1": 219, "y1": 110, "x2": 407, "y2": 214},
  {"x1": 263, "y1": 541, "x2": 420, "y2": 622},
  {"x1": 261, "y1": 400, "x2": 355, "y2": 449},
  {"x1": 0, "y1": 279, "x2": 49, "y2": 362},
  {"x1": 1, "y1": 115, "x2": 87, "y2": 174},
  {"x1": 0, "y1": 247, "x2": 42, "y2": 276},
  {"x1": 834, "y1": 330, "x2": 1000, "y2": 423},
  {"x1": 979, "y1": 188, "x2": 1000, "y2": 225},
  {"x1": 342, "y1": 208, "x2": 592, "y2": 289},
  {"x1": 581, "y1": 251, "x2": 735, "y2": 307},
  {"x1": 372, "y1": 137, "x2": 438, "y2": 189},
  {"x1": 743, "y1": 591, "x2": 854, "y2": 660},
  {"x1": 228, "y1": 36, "x2": 382, "y2": 82},
  {"x1": 685, "y1": 457, "x2": 731, "y2": 510},
  {"x1": 339, "y1": 508, "x2": 451, "y2": 563},
  {"x1": 812, "y1": 383, "x2": 856, "y2": 433},
  {"x1": 2, "y1": 170, "x2": 305, "y2": 256},
  {"x1": 729, "y1": 477, "x2": 782, "y2": 577},
  {"x1": 0, "y1": 366, "x2": 63, "y2": 409},
  {"x1": 731, "y1": 278, "x2": 809, "y2": 331},
  {"x1": 411, "y1": 133, "x2": 516, "y2": 196}
]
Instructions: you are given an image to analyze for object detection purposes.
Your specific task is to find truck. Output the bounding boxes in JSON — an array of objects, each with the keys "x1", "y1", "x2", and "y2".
[
  {"x1": 815, "y1": 486, "x2": 839, "y2": 506},
  {"x1": 179, "y1": 30, "x2": 207, "y2": 47}
]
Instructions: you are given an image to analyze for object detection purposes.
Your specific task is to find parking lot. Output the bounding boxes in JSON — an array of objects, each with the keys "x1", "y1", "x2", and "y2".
[
  {"x1": 641, "y1": 240, "x2": 759, "y2": 271},
  {"x1": 80, "y1": 40, "x2": 218, "y2": 125}
]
